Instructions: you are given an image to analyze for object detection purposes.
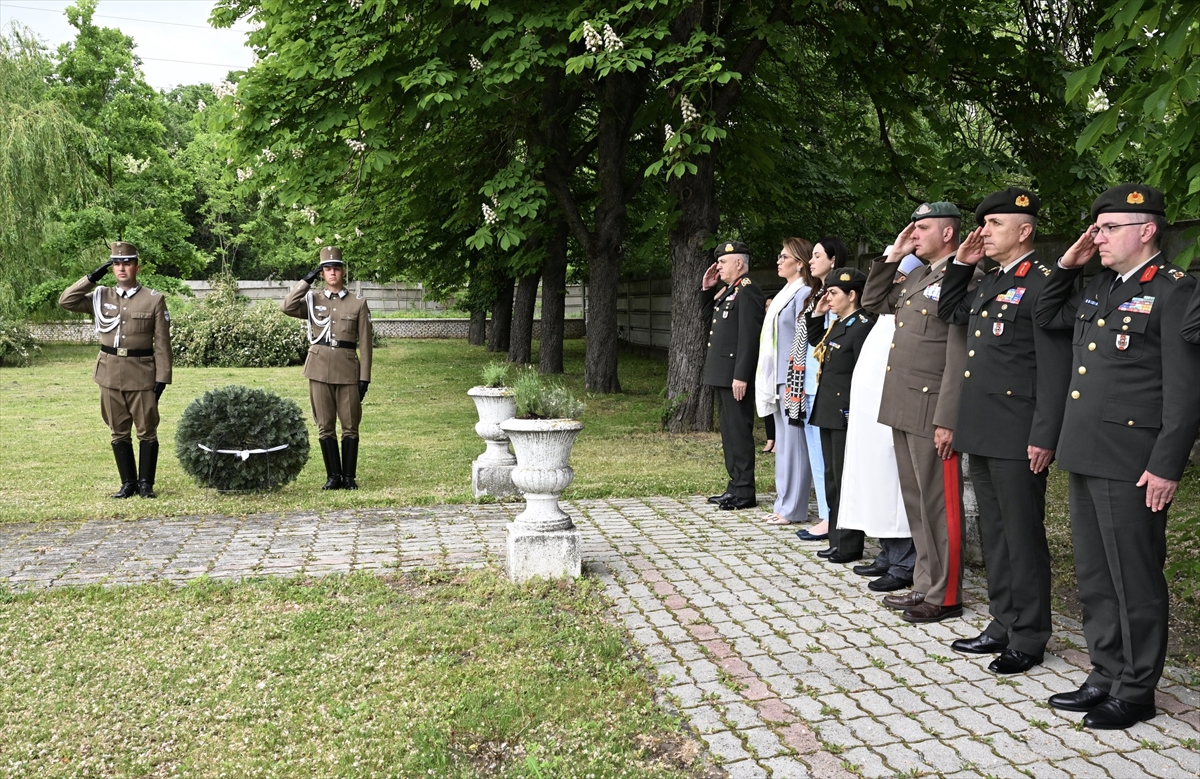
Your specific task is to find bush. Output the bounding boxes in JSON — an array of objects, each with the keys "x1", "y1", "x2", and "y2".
[
  {"x1": 0, "y1": 317, "x2": 40, "y2": 367},
  {"x1": 513, "y1": 371, "x2": 585, "y2": 419},
  {"x1": 171, "y1": 273, "x2": 306, "y2": 367},
  {"x1": 480, "y1": 361, "x2": 511, "y2": 388},
  {"x1": 175, "y1": 385, "x2": 310, "y2": 492}
]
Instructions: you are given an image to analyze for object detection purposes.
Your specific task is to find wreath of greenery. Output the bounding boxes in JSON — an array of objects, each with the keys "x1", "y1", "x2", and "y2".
[{"x1": 175, "y1": 385, "x2": 310, "y2": 492}]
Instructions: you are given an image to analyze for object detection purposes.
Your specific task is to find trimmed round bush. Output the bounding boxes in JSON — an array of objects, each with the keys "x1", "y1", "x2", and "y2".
[{"x1": 176, "y1": 385, "x2": 310, "y2": 491}]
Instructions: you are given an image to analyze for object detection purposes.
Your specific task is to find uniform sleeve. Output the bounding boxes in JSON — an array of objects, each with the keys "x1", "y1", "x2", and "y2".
[
  {"x1": 358, "y1": 301, "x2": 372, "y2": 382},
  {"x1": 934, "y1": 323, "x2": 969, "y2": 431},
  {"x1": 862, "y1": 258, "x2": 902, "y2": 314},
  {"x1": 1180, "y1": 280, "x2": 1200, "y2": 344},
  {"x1": 935, "y1": 262, "x2": 976, "y2": 327},
  {"x1": 1027, "y1": 286, "x2": 1072, "y2": 450},
  {"x1": 699, "y1": 284, "x2": 719, "y2": 321},
  {"x1": 1034, "y1": 265, "x2": 1085, "y2": 330},
  {"x1": 734, "y1": 284, "x2": 765, "y2": 384},
  {"x1": 154, "y1": 294, "x2": 172, "y2": 384},
  {"x1": 1148, "y1": 276, "x2": 1200, "y2": 480},
  {"x1": 58, "y1": 277, "x2": 98, "y2": 314},
  {"x1": 281, "y1": 281, "x2": 311, "y2": 318}
]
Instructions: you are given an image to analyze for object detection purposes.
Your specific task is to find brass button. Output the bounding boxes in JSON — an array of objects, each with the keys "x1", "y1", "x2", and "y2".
[
  {"x1": 981, "y1": 311, "x2": 988, "y2": 318},
  {"x1": 1071, "y1": 390, "x2": 1080, "y2": 399},
  {"x1": 836, "y1": 392, "x2": 841, "y2": 396},
  {"x1": 1078, "y1": 366, "x2": 1086, "y2": 375},
  {"x1": 709, "y1": 330, "x2": 713, "y2": 335},
  {"x1": 707, "y1": 342, "x2": 711, "y2": 347},
  {"x1": 1001, "y1": 304, "x2": 1008, "y2": 310},
  {"x1": 921, "y1": 386, "x2": 929, "y2": 393},
  {"x1": 968, "y1": 350, "x2": 975, "y2": 357},
  {"x1": 886, "y1": 366, "x2": 892, "y2": 371},
  {"x1": 996, "y1": 313, "x2": 1003, "y2": 319},
  {"x1": 964, "y1": 371, "x2": 971, "y2": 378},
  {"x1": 1006, "y1": 390, "x2": 1012, "y2": 396},
  {"x1": 898, "y1": 321, "x2": 904, "y2": 327},
  {"x1": 975, "y1": 330, "x2": 981, "y2": 337},
  {"x1": 890, "y1": 343, "x2": 895, "y2": 349},
  {"x1": 1123, "y1": 316, "x2": 1131, "y2": 323},
  {"x1": 1088, "y1": 342, "x2": 1096, "y2": 351},
  {"x1": 905, "y1": 300, "x2": 911, "y2": 306},
  {"x1": 1128, "y1": 420, "x2": 1135, "y2": 426},
  {"x1": 1122, "y1": 325, "x2": 1129, "y2": 331},
  {"x1": 921, "y1": 309, "x2": 928, "y2": 315},
  {"x1": 1097, "y1": 318, "x2": 1105, "y2": 327}
]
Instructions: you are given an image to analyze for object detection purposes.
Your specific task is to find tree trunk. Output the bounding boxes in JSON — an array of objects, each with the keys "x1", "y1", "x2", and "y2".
[
  {"x1": 539, "y1": 220, "x2": 569, "y2": 374},
  {"x1": 487, "y1": 279, "x2": 514, "y2": 353},
  {"x1": 509, "y1": 271, "x2": 540, "y2": 364},
  {"x1": 468, "y1": 310, "x2": 487, "y2": 346}
]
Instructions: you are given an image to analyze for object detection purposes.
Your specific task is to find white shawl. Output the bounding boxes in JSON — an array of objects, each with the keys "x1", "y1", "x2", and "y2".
[{"x1": 755, "y1": 278, "x2": 811, "y2": 417}]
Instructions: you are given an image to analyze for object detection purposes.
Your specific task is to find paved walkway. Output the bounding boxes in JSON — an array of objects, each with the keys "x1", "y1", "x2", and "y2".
[{"x1": 1, "y1": 497, "x2": 1198, "y2": 778}]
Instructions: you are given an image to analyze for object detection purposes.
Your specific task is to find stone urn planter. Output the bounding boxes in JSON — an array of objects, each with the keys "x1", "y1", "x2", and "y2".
[
  {"x1": 467, "y1": 386, "x2": 518, "y2": 499},
  {"x1": 499, "y1": 417, "x2": 584, "y2": 582}
]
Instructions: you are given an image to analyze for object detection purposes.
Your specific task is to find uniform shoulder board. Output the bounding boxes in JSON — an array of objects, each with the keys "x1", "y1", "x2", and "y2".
[
  {"x1": 1014, "y1": 260, "x2": 1031, "y2": 278},
  {"x1": 858, "y1": 312, "x2": 871, "y2": 324},
  {"x1": 1139, "y1": 264, "x2": 1158, "y2": 283},
  {"x1": 739, "y1": 277, "x2": 752, "y2": 287},
  {"x1": 1040, "y1": 264, "x2": 1052, "y2": 276},
  {"x1": 1166, "y1": 267, "x2": 1186, "y2": 281}
]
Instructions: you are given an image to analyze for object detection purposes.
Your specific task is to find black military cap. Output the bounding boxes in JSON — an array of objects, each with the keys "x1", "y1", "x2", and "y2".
[
  {"x1": 911, "y1": 202, "x2": 960, "y2": 222},
  {"x1": 319, "y1": 245, "x2": 345, "y2": 266},
  {"x1": 825, "y1": 267, "x2": 867, "y2": 294},
  {"x1": 975, "y1": 187, "x2": 1040, "y2": 222},
  {"x1": 714, "y1": 240, "x2": 750, "y2": 259},
  {"x1": 1090, "y1": 183, "x2": 1166, "y2": 221}
]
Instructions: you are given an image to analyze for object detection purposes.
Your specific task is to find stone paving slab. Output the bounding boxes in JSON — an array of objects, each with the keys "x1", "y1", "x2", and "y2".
[{"x1": 1, "y1": 496, "x2": 1198, "y2": 778}]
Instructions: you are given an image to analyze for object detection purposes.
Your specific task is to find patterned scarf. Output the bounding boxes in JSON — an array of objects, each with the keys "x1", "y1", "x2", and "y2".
[{"x1": 782, "y1": 295, "x2": 811, "y2": 425}]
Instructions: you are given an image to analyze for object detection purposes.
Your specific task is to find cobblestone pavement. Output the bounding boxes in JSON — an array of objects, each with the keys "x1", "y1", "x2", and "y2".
[{"x1": 1, "y1": 496, "x2": 1198, "y2": 778}]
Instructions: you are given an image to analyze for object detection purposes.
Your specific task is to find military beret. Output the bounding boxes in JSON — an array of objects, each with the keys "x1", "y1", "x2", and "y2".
[
  {"x1": 319, "y1": 246, "x2": 344, "y2": 266},
  {"x1": 1090, "y1": 183, "x2": 1166, "y2": 221},
  {"x1": 714, "y1": 240, "x2": 750, "y2": 259},
  {"x1": 975, "y1": 187, "x2": 1040, "y2": 222},
  {"x1": 825, "y1": 267, "x2": 867, "y2": 293},
  {"x1": 911, "y1": 202, "x2": 961, "y2": 222},
  {"x1": 110, "y1": 241, "x2": 138, "y2": 260}
]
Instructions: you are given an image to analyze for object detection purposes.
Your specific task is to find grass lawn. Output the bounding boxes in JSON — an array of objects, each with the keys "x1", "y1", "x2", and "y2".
[
  {"x1": 0, "y1": 340, "x2": 746, "y2": 524},
  {"x1": 0, "y1": 570, "x2": 714, "y2": 778}
]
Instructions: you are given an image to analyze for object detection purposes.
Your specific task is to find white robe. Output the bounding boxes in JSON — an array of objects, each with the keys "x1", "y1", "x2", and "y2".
[{"x1": 837, "y1": 314, "x2": 910, "y2": 538}]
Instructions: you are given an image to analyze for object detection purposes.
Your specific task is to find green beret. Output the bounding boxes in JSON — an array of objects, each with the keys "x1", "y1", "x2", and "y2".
[
  {"x1": 975, "y1": 187, "x2": 1040, "y2": 222},
  {"x1": 825, "y1": 267, "x2": 867, "y2": 293},
  {"x1": 1090, "y1": 183, "x2": 1166, "y2": 221},
  {"x1": 911, "y1": 201, "x2": 961, "y2": 222},
  {"x1": 714, "y1": 240, "x2": 751, "y2": 259}
]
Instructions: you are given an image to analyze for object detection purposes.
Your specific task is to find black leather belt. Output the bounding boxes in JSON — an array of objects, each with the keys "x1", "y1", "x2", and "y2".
[
  {"x1": 100, "y1": 345, "x2": 153, "y2": 357},
  {"x1": 316, "y1": 339, "x2": 357, "y2": 349}
]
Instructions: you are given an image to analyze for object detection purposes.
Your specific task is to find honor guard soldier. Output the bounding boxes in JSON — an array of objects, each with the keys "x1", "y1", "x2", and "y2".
[
  {"x1": 58, "y1": 242, "x2": 171, "y2": 498},
  {"x1": 1035, "y1": 184, "x2": 1200, "y2": 729},
  {"x1": 809, "y1": 268, "x2": 875, "y2": 563},
  {"x1": 863, "y1": 203, "x2": 982, "y2": 624},
  {"x1": 283, "y1": 246, "x2": 373, "y2": 490},
  {"x1": 702, "y1": 240, "x2": 765, "y2": 510},
  {"x1": 936, "y1": 188, "x2": 1072, "y2": 674}
]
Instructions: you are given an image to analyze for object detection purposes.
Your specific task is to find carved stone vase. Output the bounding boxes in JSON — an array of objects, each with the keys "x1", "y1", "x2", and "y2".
[{"x1": 467, "y1": 386, "x2": 517, "y2": 499}]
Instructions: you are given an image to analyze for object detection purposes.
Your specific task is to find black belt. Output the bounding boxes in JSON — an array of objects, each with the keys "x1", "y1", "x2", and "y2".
[
  {"x1": 315, "y1": 339, "x2": 357, "y2": 349},
  {"x1": 100, "y1": 345, "x2": 153, "y2": 357}
]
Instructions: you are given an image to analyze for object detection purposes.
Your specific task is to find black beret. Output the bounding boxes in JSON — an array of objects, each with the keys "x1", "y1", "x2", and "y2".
[
  {"x1": 825, "y1": 267, "x2": 867, "y2": 293},
  {"x1": 975, "y1": 187, "x2": 1040, "y2": 222},
  {"x1": 1090, "y1": 183, "x2": 1166, "y2": 221},
  {"x1": 714, "y1": 240, "x2": 751, "y2": 259},
  {"x1": 911, "y1": 202, "x2": 961, "y2": 222}
]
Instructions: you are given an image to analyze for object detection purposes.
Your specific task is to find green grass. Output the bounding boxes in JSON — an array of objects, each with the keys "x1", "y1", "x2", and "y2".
[
  {"x1": 0, "y1": 570, "x2": 710, "y2": 778},
  {"x1": 0, "y1": 340, "x2": 761, "y2": 523}
]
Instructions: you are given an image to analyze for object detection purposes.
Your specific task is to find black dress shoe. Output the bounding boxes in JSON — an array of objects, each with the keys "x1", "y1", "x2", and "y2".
[
  {"x1": 1048, "y1": 683, "x2": 1111, "y2": 712},
  {"x1": 867, "y1": 573, "x2": 913, "y2": 592},
  {"x1": 708, "y1": 491, "x2": 734, "y2": 505},
  {"x1": 988, "y1": 648, "x2": 1043, "y2": 674},
  {"x1": 950, "y1": 633, "x2": 1008, "y2": 655},
  {"x1": 1083, "y1": 697, "x2": 1156, "y2": 729},
  {"x1": 853, "y1": 562, "x2": 890, "y2": 577},
  {"x1": 816, "y1": 546, "x2": 837, "y2": 559},
  {"x1": 827, "y1": 551, "x2": 863, "y2": 564},
  {"x1": 718, "y1": 496, "x2": 757, "y2": 510},
  {"x1": 796, "y1": 528, "x2": 828, "y2": 541}
]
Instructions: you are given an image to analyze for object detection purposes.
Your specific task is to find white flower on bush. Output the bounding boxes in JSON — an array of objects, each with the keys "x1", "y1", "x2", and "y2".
[
  {"x1": 260, "y1": 148, "x2": 276, "y2": 162},
  {"x1": 469, "y1": 54, "x2": 483, "y2": 71},
  {"x1": 346, "y1": 138, "x2": 367, "y2": 153},
  {"x1": 292, "y1": 147, "x2": 304, "y2": 159},
  {"x1": 680, "y1": 96, "x2": 700, "y2": 124},
  {"x1": 603, "y1": 24, "x2": 623, "y2": 51},
  {"x1": 355, "y1": 227, "x2": 363, "y2": 237},
  {"x1": 236, "y1": 166, "x2": 254, "y2": 182},
  {"x1": 334, "y1": 233, "x2": 342, "y2": 242},
  {"x1": 300, "y1": 206, "x2": 318, "y2": 225},
  {"x1": 482, "y1": 203, "x2": 498, "y2": 225},
  {"x1": 121, "y1": 155, "x2": 150, "y2": 174},
  {"x1": 582, "y1": 21, "x2": 602, "y2": 53},
  {"x1": 270, "y1": 118, "x2": 280, "y2": 128},
  {"x1": 314, "y1": 236, "x2": 323, "y2": 245},
  {"x1": 213, "y1": 80, "x2": 237, "y2": 99},
  {"x1": 349, "y1": 0, "x2": 363, "y2": 9},
  {"x1": 664, "y1": 124, "x2": 674, "y2": 142},
  {"x1": 197, "y1": 99, "x2": 207, "y2": 112}
]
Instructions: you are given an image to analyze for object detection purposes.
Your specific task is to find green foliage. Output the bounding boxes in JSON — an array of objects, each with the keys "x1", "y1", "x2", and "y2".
[
  {"x1": 481, "y1": 361, "x2": 511, "y2": 388},
  {"x1": 513, "y1": 371, "x2": 585, "y2": 419},
  {"x1": 0, "y1": 317, "x2": 39, "y2": 367},
  {"x1": 171, "y1": 273, "x2": 305, "y2": 368},
  {"x1": 174, "y1": 384, "x2": 310, "y2": 491}
]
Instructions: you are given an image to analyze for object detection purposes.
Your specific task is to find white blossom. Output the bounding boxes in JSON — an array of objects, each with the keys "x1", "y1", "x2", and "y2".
[
  {"x1": 603, "y1": 24, "x2": 623, "y2": 52},
  {"x1": 121, "y1": 155, "x2": 150, "y2": 174},
  {"x1": 300, "y1": 206, "x2": 318, "y2": 225},
  {"x1": 355, "y1": 227, "x2": 363, "y2": 238},
  {"x1": 664, "y1": 124, "x2": 674, "y2": 142},
  {"x1": 260, "y1": 148, "x2": 277, "y2": 162},
  {"x1": 482, "y1": 203, "x2": 498, "y2": 225},
  {"x1": 196, "y1": 99, "x2": 207, "y2": 112},
  {"x1": 349, "y1": 0, "x2": 363, "y2": 9},
  {"x1": 680, "y1": 95, "x2": 700, "y2": 124},
  {"x1": 213, "y1": 80, "x2": 237, "y2": 99},
  {"x1": 469, "y1": 54, "x2": 483, "y2": 71},
  {"x1": 582, "y1": 21, "x2": 602, "y2": 53},
  {"x1": 270, "y1": 118, "x2": 280, "y2": 128},
  {"x1": 345, "y1": 138, "x2": 367, "y2": 153},
  {"x1": 314, "y1": 237, "x2": 323, "y2": 245},
  {"x1": 292, "y1": 147, "x2": 304, "y2": 159},
  {"x1": 236, "y1": 166, "x2": 254, "y2": 182}
]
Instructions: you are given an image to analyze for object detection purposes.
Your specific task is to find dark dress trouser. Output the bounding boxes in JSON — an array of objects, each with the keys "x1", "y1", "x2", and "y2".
[
  {"x1": 716, "y1": 386, "x2": 757, "y2": 499},
  {"x1": 969, "y1": 454, "x2": 1052, "y2": 656},
  {"x1": 1069, "y1": 472, "x2": 1169, "y2": 706},
  {"x1": 820, "y1": 426, "x2": 864, "y2": 556}
]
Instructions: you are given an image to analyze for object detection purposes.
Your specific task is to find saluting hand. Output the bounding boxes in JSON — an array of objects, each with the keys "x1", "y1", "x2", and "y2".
[
  {"x1": 956, "y1": 228, "x2": 987, "y2": 266},
  {"x1": 1058, "y1": 226, "x2": 1099, "y2": 269},
  {"x1": 1027, "y1": 445, "x2": 1053, "y2": 474},
  {"x1": 890, "y1": 222, "x2": 918, "y2": 259},
  {"x1": 87, "y1": 261, "x2": 114, "y2": 284},
  {"x1": 303, "y1": 266, "x2": 322, "y2": 284},
  {"x1": 702, "y1": 262, "x2": 720, "y2": 291},
  {"x1": 1137, "y1": 470, "x2": 1178, "y2": 512}
]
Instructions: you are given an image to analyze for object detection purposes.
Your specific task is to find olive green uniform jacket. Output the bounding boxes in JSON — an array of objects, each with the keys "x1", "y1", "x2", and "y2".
[
  {"x1": 282, "y1": 282, "x2": 373, "y2": 385},
  {"x1": 58, "y1": 277, "x2": 172, "y2": 390}
]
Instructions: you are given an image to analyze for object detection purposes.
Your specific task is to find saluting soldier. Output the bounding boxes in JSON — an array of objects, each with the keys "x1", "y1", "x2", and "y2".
[
  {"x1": 862, "y1": 203, "x2": 982, "y2": 624},
  {"x1": 58, "y1": 242, "x2": 171, "y2": 499},
  {"x1": 282, "y1": 246, "x2": 373, "y2": 490},
  {"x1": 936, "y1": 188, "x2": 1072, "y2": 674},
  {"x1": 1035, "y1": 184, "x2": 1200, "y2": 729},
  {"x1": 809, "y1": 268, "x2": 875, "y2": 563},
  {"x1": 702, "y1": 241, "x2": 766, "y2": 510}
]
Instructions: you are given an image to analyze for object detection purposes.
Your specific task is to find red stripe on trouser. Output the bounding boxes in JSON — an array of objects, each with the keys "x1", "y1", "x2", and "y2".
[{"x1": 942, "y1": 452, "x2": 962, "y2": 607}]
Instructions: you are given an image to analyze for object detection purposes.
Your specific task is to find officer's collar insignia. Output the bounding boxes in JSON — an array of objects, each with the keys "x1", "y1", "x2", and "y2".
[
  {"x1": 725, "y1": 243, "x2": 734, "y2": 253},
  {"x1": 1139, "y1": 264, "x2": 1158, "y2": 283},
  {"x1": 839, "y1": 272, "x2": 851, "y2": 281},
  {"x1": 1014, "y1": 260, "x2": 1031, "y2": 278},
  {"x1": 845, "y1": 317, "x2": 854, "y2": 327},
  {"x1": 1168, "y1": 268, "x2": 1185, "y2": 280},
  {"x1": 1127, "y1": 191, "x2": 1145, "y2": 205},
  {"x1": 1015, "y1": 195, "x2": 1030, "y2": 207},
  {"x1": 916, "y1": 203, "x2": 931, "y2": 214}
]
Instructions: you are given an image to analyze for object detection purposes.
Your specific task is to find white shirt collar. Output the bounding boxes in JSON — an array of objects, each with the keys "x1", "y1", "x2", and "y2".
[
  {"x1": 114, "y1": 286, "x2": 140, "y2": 298},
  {"x1": 1118, "y1": 253, "x2": 1161, "y2": 284},
  {"x1": 999, "y1": 250, "x2": 1036, "y2": 276},
  {"x1": 323, "y1": 288, "x2": 347, "y2": 299}
]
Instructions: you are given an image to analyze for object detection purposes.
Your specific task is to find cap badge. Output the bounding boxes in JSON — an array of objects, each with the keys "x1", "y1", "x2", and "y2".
[
  {"x1": 1015, "y1": 195, "x2": 1030, "y2": 207},
  {"x1": 916, "y1": 203, "x2": 931, "y2": 214},
  {"x1": 1116, "y1": 333, "x2": 1130, "y2": 351},
  {"x1": 1127, "y1": 191, "x2": 1145, "y2": 205},
  {"x1": 839, "y1": 272, "x2": 851, "y2": 281},
  {"x1": 725, "y1": 243, "x2": 734, "y2": 253}
]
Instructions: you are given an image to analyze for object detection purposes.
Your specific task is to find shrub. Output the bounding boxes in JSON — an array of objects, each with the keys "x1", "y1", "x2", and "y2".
[
  {"x1": 513, "y1": 372, "x2": 585, "y2": 419},
  {"x1": 175, "y1": 385, "x2": 310, "y2": 492},
  {"x1": 171, "y1": 274, "x2": 306, "y2": 367},
  {"x1": 0, "y1": 317, "x2": 40, "y2": 367},
  {"x1": 480, "y1": 361, "x2": 511, "y2": 388}
]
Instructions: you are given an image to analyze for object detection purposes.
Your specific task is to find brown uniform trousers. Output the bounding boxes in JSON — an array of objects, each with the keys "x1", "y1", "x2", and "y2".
[
  {"x1": 281, "y1": 282, "x2": 373, "y2": 439},
  {"x1": 58, "y1": 277, "x2": 172, "y2": 443},
  {"x1": 863, "y1": 255, "x2": 979, "y2": 607}
]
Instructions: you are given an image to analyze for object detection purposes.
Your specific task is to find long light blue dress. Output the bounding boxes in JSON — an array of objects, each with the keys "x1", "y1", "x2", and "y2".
[{"x1": 772, "y1": 293, "x2": 814, "y2": 522}]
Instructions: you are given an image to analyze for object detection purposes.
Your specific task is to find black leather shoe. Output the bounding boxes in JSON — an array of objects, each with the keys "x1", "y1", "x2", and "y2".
[
  {"x1": 853, "y1": 562, "x2": 890, "y2": 577},
  {"x1": 951, "y1": 633, "x2": 1008, "y2": 655},
  {"x1": 796, "y1": 528, "x2": 828, "y2": 541},
  {"x1": 718, "y1": 496, "x2": 757, "y2": 510},
  {"x1": 707, "y1": 491, "x2": 734, "y2": 505},
  {"x1": 816, "y1": 546, "x2": 837, "y2": 559},
  {"x1": 827, "y1": 551, "x2": 863, "y2": 564},
  {"x1": 1083, "y1": 697, "x2": 1156, "y2": 729},
  {"x1": 867, "y1": 573, "x2": 913, "y2": 592},
  {"x1": 1048, "y1": 683, "x2": 1110, "y2": 712},
  {"x1": 988, "y1": 648, "x2": 1043, "y2": 674}
]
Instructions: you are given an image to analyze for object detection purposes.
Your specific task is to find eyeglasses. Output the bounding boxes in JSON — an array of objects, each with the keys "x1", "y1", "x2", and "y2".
[{"x1": 1094, "y1": 222, "x2": 1145, "y2": 237}]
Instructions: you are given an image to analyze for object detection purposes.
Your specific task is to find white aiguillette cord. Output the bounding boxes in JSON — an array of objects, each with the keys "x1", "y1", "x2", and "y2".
[
  {"x1": 92, "y1": 287, "x2": 121, "y2": 339},
  {"x1": 304, "y1": 290, "x2": 332, "y2": 345},
  {"x1": 198, "y1": 443, "x2": 289, "y2": 461}
]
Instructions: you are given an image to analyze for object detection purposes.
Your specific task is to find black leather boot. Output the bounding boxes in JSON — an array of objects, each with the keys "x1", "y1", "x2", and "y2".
[
  {"x1": 111, "y1": 440, "x2": 138, "y2": 498},
  {"x1": 341, "y1": 436, "x2": 359, "y2": 490},
  {"x1": 319, "y1": 437, "x2": 342, "y2": 490},
  {"x1": 137, "y1": 439, "x2": 158, "y2": 498}
]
